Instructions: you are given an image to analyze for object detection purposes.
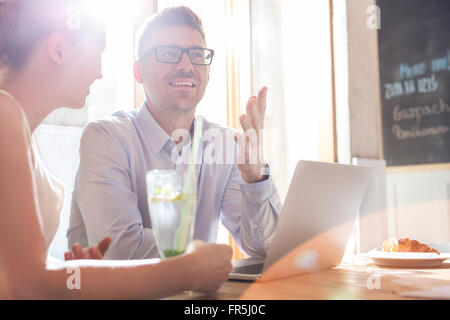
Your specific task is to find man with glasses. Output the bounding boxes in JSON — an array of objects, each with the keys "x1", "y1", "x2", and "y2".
[{"x1": 67, "y1": 6, "x2": 282, "y2": 260}]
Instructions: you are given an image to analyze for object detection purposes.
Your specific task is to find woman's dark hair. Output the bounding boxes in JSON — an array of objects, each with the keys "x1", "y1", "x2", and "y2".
[{"x1": 0, "y1": 0, "x2": 104, "y2": 72}]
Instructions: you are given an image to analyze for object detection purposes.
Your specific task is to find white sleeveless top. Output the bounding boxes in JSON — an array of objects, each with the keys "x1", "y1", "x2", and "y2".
[{"x1": 0, "y1": 90, "x2": 65, "y2": 250}]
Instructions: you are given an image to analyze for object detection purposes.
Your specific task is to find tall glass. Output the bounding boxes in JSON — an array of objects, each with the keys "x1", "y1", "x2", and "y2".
[{"x1": 146, "y1": 169, "x2": 197, "y2": 259}]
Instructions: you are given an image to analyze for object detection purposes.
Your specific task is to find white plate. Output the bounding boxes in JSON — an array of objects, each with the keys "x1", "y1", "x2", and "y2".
[{"x1": 363, "y1": 249, "x2": 450, "y2": 268}]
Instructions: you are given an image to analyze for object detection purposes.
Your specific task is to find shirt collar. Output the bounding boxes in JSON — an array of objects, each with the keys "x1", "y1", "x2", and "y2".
[
  {"x1": 136, "y1": 101, "x2": 172, "y2": 156},
  {"x1": 136, "y1": 101, "x2": 201, "y2": 156}
]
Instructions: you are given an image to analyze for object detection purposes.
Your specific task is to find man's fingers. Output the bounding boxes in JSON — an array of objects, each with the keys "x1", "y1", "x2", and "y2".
[
  {"x1": 246, "y1": 97, "x2": 260, "y2": 129},
  {"x1": 72, "y1": 243, "x2": 84, "y2": 259},
  {"x1": 89, "y1": 246, "x2": 103, "y2": 259},
  {"x1": 257, "y1": 86, "x2": 268, "y2": 116},
  {"x1": 237, "y1": 134, "x2": 251, "y2": 165},
  {"x1": 234, "y1": 133, "x2": 246, "y2": 165},
  {"x1": 235, "y1": 132, "x2": 253, "y2": 152},
  {"x1": 64, "y1": 251, "x2": 73, "y2": 261},
  {"x1": 235, "y1": 128, "x2": 258, "y2": 165},
  {"x1": 234, "y1": 133, "x2": 244, "y2": 149},
  {"x1": 97, "y1": 237, "x2": 112, "y2": 256},
  {"x1": 239, "y1": 114, "x2": 253, "y2": 132}
]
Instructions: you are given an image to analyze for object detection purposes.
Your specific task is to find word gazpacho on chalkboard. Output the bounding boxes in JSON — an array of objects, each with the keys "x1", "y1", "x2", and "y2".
[{"x1": 378, "y1": 0, "x2": 450, "y2": 167}]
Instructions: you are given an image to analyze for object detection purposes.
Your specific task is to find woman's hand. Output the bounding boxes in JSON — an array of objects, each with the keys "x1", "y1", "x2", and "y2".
[
  {"x1": 64, "y1": 237, "x2": 112, "y2": 260},
  {"x1": 185, "y1": 240, "x2": 233, "y2": 293}
]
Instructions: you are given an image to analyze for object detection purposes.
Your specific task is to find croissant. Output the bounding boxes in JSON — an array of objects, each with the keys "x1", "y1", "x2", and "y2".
[{"x1": 382, "y1": 238, "x2": 439, "y2": 254}]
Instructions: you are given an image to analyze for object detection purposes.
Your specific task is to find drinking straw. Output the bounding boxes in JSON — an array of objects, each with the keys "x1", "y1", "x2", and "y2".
[{"x1": 174, "y1": 116, "x2": 203, "y2": 252}]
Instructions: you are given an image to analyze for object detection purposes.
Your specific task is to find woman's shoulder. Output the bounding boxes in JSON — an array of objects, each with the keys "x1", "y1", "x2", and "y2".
[
  {"x1": 0, "y1": 92, "x2": 26, "y2": 129},
  {"x1": 0, "y1": 93, "x2": 29, "y2": 144}
]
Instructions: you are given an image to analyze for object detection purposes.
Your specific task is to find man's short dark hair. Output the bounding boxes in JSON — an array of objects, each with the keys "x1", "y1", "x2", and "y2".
[{"x1": 135, "y1": 6, "x2": 206, "y2": 60}]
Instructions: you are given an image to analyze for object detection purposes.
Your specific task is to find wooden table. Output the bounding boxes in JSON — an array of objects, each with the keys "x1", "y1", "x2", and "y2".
[{"x1": 168, "y1": 255, "x2": 450, "y2": 300}]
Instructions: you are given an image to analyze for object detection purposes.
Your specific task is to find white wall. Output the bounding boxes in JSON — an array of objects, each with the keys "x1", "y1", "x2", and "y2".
[{"x1": 387, "y1": 170, "x2": 450, "y2": 242}]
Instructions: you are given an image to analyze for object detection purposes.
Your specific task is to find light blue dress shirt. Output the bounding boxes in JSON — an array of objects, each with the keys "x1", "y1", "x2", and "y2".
[{"x1": 67, "y1": 103, "x2": 281, "y2": 259}]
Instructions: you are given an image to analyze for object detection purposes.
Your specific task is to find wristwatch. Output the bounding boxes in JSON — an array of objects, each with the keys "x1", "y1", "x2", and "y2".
[{"x1": 261, "y1": 163, "x2": 270, "y2": 181}]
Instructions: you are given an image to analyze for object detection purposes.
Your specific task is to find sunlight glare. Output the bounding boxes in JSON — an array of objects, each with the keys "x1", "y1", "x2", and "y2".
[{"x1": 82, "y1": 0, "x2": 140, "y2": 24}]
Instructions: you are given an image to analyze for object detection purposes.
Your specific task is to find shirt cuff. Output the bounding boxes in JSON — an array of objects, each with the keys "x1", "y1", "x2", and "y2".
[{"x1": 239, "y1": 175, "x2": 275, "y2": 205}]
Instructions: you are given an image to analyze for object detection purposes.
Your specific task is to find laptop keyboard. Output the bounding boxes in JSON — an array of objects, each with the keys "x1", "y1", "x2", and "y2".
[{"x1": 232, "y1": 263, "x2": 264, "y2": 275}]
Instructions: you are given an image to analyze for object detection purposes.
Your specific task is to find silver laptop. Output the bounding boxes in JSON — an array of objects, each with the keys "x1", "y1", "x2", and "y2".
[{"x1": 228, "y1": 160, "x2": 372, "y2": 282}]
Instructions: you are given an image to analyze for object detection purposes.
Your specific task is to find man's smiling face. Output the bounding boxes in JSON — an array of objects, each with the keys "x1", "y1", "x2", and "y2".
[{"x1": 135, "y1": 25, "x2": 210, "y2": 113}]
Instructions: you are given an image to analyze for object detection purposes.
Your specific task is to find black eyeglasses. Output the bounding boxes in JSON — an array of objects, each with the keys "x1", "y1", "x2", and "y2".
[{"x1": 139, "y1": 45, "x2": 215, "y2": 66}]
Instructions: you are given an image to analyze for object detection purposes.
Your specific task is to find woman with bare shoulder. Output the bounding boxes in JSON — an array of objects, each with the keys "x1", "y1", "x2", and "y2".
[{"x1": 0, "y1": 0, "x2": 232, "y2": 299}]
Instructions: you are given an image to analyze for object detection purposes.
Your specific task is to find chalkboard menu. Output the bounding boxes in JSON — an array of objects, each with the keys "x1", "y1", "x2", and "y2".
[{"x1": 377, "y1": 0, "x2": 450, "y2": 167}]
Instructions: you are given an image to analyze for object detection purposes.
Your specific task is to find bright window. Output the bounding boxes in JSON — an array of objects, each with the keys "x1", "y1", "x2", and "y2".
[{"x1": 43, "y1": 0, "x2": 137, "y2": 127}]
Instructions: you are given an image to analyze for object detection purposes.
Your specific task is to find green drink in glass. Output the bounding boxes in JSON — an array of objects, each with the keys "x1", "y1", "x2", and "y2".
[{"x1": 146, "y1": 169, "x2": 197, "y2": 259}]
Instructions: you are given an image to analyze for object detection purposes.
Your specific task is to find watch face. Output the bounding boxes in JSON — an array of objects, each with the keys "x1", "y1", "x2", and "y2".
[{"x1": 262, "y1": 164, "x2": 270, "y2": 179}]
